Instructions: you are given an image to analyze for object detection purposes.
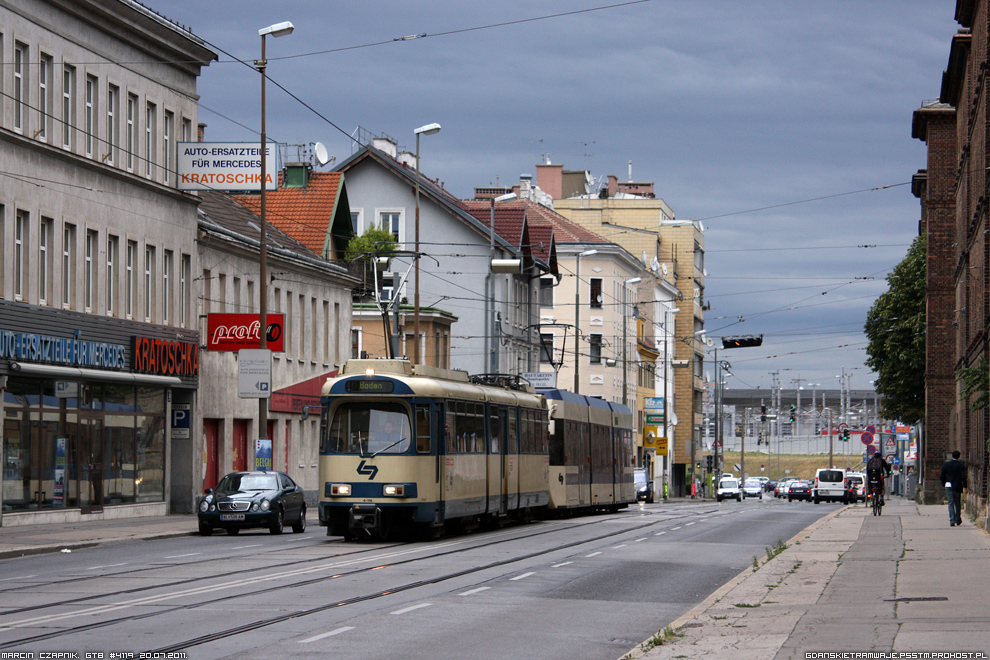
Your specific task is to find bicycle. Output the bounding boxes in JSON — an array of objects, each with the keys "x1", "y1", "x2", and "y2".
[{"x1": 868, "y1": 478, "x2": 883, "y2": 516}]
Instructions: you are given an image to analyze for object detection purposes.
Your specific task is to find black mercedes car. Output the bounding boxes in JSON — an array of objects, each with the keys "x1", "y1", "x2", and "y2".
[
  {"x1": 198, "y1": 471, "x2": 306, "y2": 536},
  {"x1": 787, "y1": 480, "x2": 812, "y2": 502}
]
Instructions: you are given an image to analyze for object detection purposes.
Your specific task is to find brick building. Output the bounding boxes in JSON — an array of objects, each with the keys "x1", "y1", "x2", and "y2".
[{"x1": 913, "y1": 1, "x2": 989, "y2": 518}]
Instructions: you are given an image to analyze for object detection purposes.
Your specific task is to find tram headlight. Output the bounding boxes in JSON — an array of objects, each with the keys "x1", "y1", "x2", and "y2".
[
  {"x1": 330, "y1": 484, "x2": 352, "y2": 496},
  {"x1": 383, "y1": 484, "x2": 405, "y2": 497}
]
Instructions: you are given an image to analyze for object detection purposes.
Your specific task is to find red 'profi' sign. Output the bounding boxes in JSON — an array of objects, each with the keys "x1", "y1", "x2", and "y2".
[{"x1": 207, "y1": 313, "x2": 285, "y2": 352}]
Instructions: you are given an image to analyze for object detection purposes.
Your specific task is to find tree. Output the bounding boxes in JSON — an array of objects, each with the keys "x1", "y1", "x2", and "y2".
[
  {"x1": 344, "y1": 226, "x2": 398, "y2": 264},
  {"x1": 864, "y1": 234, "x2": 925, "y2": 422}
]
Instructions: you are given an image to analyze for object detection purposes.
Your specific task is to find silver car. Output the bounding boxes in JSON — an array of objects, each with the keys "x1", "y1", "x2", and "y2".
[{"x1": 742, "y1": 478, "x2": 764, "y2": 499}]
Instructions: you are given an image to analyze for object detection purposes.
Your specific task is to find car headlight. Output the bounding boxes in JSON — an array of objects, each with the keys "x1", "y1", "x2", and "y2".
[
  {"x1": 260, "y1": 499, "x2": 271, "y2": 511},
  {"x1": 330, "y1": 484, "x2": 351, "y2": 496},
  {"x1": 251, "y1": 502, "x2": 259, "y2": 512},
  {"x1": 199, "y1": 499, "x2": 210, "y2": 513}
]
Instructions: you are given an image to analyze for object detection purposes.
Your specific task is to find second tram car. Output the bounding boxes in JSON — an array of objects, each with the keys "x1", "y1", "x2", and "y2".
[{"x1": 317, "y1": 359, "x2": 636, "y2": 539}]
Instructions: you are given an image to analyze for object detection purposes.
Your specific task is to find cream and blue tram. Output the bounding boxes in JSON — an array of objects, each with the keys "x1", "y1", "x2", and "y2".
[
  {"x1": 545, "y1": 389, "x2": 636, "y2": 512},
  {"x1": 318, "y1": 360, "x2": 548, "y2": 539}
]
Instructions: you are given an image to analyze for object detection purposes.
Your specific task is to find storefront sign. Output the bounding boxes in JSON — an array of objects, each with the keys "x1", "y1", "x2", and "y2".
[
  {"x1": 207, "y1": 313, "x2": 285, "y2": 352},
  {"x1": 132, "y1": 336, "x2": 199, "y2": 376},
  {"x1": 176, "y1": 142, "x2": 277, "y2": 191},
  {"x1": 255, "y1": 439, "x2": 273, "y2": 471},
  {"x1": 0, "y1": 330, "x2": 125, "y2": 368}
]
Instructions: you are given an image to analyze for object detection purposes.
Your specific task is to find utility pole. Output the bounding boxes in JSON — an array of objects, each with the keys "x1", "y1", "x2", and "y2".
[{"x1": 791, "y1": 377, "x2": 805, "y2": 437}]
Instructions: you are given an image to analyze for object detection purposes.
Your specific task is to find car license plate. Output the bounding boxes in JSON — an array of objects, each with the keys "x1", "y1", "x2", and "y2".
[{"x1": 220, "y1": 513, "x2": 245, "y2": 521}]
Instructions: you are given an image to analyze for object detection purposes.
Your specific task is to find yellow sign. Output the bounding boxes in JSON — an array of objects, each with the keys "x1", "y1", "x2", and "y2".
[
  {"x1": 656, "y1": 437, "x2": 668, "y2": 456},
  {"x1": 643, "y1": 426, "x2": 668, "y2": 455}
]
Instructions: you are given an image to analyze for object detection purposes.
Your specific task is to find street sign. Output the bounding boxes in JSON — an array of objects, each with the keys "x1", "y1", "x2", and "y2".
[
  {"x1": 238, "y1": 349, "x2": 272, "y2": 398},
  {"x1": 645, "y1": 413, "x2": 665, "y2": 424},
  {"x1": 645, "y1": 397, "x2": 664, "y2": 410},
  {"x1": 860, "y1": 431, "x2": 873, "y2": 445},
  {"x1": 884, "y1": 436, "x2": 896, "y2": 449}
]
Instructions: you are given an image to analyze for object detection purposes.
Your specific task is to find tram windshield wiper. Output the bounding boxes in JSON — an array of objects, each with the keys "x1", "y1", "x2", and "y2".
[{"x1": 372, "y1": 437, "x2": 406, "y2": 457}]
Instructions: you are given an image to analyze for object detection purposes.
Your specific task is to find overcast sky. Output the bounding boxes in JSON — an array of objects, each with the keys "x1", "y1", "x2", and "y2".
[{"x1": 161, "y1": 0, "x2": 954, "y2": 395}]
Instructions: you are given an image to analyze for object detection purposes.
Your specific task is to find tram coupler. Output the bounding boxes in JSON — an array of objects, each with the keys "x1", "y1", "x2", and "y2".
[{"x1": 349, "y1": 504, "x2": 381, "y2": 537}]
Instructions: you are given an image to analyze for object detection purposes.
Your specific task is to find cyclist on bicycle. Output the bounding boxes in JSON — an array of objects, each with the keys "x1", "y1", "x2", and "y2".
[{"x1": 866, "y1": 452, "x2": 891, "y2": 506}]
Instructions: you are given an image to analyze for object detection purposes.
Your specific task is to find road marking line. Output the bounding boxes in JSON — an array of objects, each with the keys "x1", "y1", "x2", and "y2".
[
  {"x1": 671, "y1": 526, "x2": 682, "y2": 530},
  {"x1": 585, "y1": 552, "x2": 602, "y2": 557},
  {"x1": 230, "y1": 544, "x2": 262, "y2": 550},
  {"x1": 633, "y1": 538, "x2": 646, "y2": 543},
  {"x1": 654, "y1": 532, "x2": 666, "y2": 536},
  {"x1": 612, "y1": 544, "x2": 627, "y2": 549},
  {"x1": 686, "y1": 522, "x2": 696, "y2": 526},
  {"x1": 0, "y1": 575, "x2": 36, "y2": 581},
  {"x1": 163, "y1": 553, "x2": 201, "y2": 559},
  {"x1": 458, "y1": 587, "x2": 490, "y2": 596},
  {"x1": 510, "y1": 572, "x2": 535, "y2": 581},
  {"x1": 87, "y1": 563, "x2": 128, "y2": 570},
  {"x1": 551, "y1": 562, "x2": 572, "y2": 568},
  {"x1": 391, "y1": 603, "x2": 431, "y2": 615},
  {"x1": 299, "y1": 627, "x2": 354, "y2": 643}
]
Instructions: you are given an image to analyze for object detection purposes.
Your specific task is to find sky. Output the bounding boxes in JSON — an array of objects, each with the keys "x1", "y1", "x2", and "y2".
[{"x1": 160, "y1": 0, "x2": 955, "y2": 394}]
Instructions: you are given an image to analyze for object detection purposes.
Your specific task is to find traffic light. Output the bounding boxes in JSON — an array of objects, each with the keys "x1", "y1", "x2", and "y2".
[
  {"x1": 706, "y1": 455, "x2": 713, "y2": 471},
  {"x1": 760, "y1": 405, "x2": 767, "y2": 422},
  {"x1": 789, "y1": 405, "x2": 796, "y2": 423},
  {"x1": 721, "y1": 335, "x2": 764, "y2": 349},
  {"x1": 841, "y1": 428, "x2": 850, "y2": 442}
]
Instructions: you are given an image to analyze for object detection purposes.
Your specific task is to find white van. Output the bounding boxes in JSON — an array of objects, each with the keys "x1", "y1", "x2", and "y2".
[
  {"x1": 813, "y1": 468, "x2": 847, "y2": 504},
  {"x1": 717, "y1": 476, "x2": 742, "y2": 502}
]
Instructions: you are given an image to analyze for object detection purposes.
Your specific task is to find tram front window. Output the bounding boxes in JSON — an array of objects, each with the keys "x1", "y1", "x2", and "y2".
[{"x1": 326, "y1": 403, "x2": 412, "y2": 455}]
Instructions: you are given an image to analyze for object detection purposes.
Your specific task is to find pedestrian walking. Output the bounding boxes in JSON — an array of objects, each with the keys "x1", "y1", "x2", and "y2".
[{"x1": 940, "y1": 450, "x2": 968, "y2": 527}]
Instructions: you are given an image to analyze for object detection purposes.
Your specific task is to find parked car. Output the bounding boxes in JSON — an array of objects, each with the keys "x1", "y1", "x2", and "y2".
[
  {"x1": 813, "y1": 468, "x2": 847, "y2": 504},
  {"x1": 198, "y1": 471, "x2": 307, "y2": 536},
  {"x1": 634, "y1": 467, "x2": 655, "y2": 503},
  {"x1": 845, "y1": 472, "x2": 866, "y2": 503},
  {"x1": 742, "y1": 478, "x2": 764, "y2": 499},
  {"x1": 787, "y1": 480, "x2": 812, "y2": 502},
  {"x1": 717, "y1": 476, "x2": 742, "y2": 502}
]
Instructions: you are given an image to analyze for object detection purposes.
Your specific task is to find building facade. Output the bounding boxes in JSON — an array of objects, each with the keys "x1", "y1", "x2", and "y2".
[{"x1": 0, "y1": 0, "x2": 215, "y2": 523}]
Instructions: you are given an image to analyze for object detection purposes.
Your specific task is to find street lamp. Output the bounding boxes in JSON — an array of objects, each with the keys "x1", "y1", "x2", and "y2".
[
  {"x1": 413, "y1": 122, "x2": 441, "y2": 366},
  {"x1": 573, "y1": 249, "x2": 598, "y2": 393},
  {"x1": 621, "y1": 276, "x2": 641, "y2": 407},
  {"x1": 256, "y1": 20, "x2": 293, "y2": 442}
]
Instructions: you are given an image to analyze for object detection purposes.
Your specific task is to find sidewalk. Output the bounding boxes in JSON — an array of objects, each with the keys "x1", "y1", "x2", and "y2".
[
  {"x1": 626, "y1": 497, "x2": 990, "y2": 659},
  {"x1": 0, "y1": 513, "x2": 197, "y2": 559}
]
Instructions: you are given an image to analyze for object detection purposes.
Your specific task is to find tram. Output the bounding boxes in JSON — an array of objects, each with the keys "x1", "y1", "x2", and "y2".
[{"x1": 317, "y1": 359, "x2": 636, "y2": 539}]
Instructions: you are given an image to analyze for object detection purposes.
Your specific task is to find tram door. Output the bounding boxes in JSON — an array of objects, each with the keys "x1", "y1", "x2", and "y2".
[
  {"x1": 496, "y1": 407, "x2": 509, "y2": 515},
  {"x1": 78, "y1": 415, "x2": 104, "y2": 514},
  {"x1": 487, "y1": 406, "x2": 506, "y2": 516}
]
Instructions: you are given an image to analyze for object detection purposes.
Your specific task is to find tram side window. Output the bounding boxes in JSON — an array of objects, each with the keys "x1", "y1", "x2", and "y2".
[
  {"x1": 507, "y1": 408, "x2": 519, "y2": 453},
  {"x1": 415, "y1": 405, "x2": 431, "y2": 454},
  {"x1": 489, "y1": 407, "x2": 500, "y2": 454},
  {"x1": 445, "y1": 403, "x2": 458, "y2": 453}
]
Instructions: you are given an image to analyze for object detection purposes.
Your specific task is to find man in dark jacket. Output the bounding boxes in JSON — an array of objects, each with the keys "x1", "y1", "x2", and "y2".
[{"x1": 940, "y1": 450, "x2": 968, "y2": 527}]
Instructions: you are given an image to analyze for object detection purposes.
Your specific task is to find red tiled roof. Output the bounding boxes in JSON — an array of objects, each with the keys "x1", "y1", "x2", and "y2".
[{"x1": 231, "y1": 172, "x2": 343, "y2": 258}]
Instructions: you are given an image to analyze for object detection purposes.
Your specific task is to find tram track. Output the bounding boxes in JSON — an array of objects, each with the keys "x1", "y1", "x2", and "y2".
[{"x1": 0, "y1": 506, "x2": 716, "y2": 650}]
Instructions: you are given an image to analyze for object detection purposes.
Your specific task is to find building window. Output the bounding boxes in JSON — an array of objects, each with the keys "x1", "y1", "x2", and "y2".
[
  {"x1": 589, "y1": 334, "x2": 602, "y2": 364},
  {"x1": 351, "y1": 329, "x2": 361, "y2": 359},
  {"x1": 181, "y1": 117, "x2": 192, "y2": 142},
  {"x1": 62, "y1": 65, "x2": 75, "y2": 149},
  {"x1": 14, "y1": 211, "x2": 26, "y2": 299},
  {"x1": 62, "y1": 223, "x2": 76, "y2": 308},
  {"x1": 85, "y1": 230, "x2": 96, "y2": 310},
  {"x1": 180, "y1": 254, "x2": 190, "y2": 326},
  {"x1": 85, "y1": 75, "x2": 97, "y2": 157},
  {"x1": 39, "y1": 218, "x2": 53, "y2": 305},
  {"x1": 13, "y1": 43, "x2": 26, "y2": 132},
  {"x1": 589, "y1": 278, "x2": 602, "y2": 309},
  {"x1": 126, "y1": 94, "x2": 136, "y2": 171},
  {"x1": 106, "y1": 85, "x2": 118, "y2": 165},
  {"x1": 144, "y1": 246, "x2": 154, "y2": 321},
  {"x1": 162, "y1": 250, "x2": 172, "y2": 323},
  {"x1": 378, "y1": 211, "x2": 401, "y2": 242},
  {"x1": 145, "y1": 102, "x2": 156, "y2": 178},
  {"x1": 39, "y1": 54, "x2": 52, "y2": 141},
  {"x1": 540, "y1": 333, "x2": 554, "y2": 363},
  {"x1": 125, "y1": 240, "x2": 136, "y2": 317},
  {"x1": 539, "y1": 277, "x2": 554, "y2": 308},
  {"x1": 163, "y1": 110, "x2": 173, "y2": 184},
  {"x1": 107, "y1": 235, "x2": 118, "y2": 315}
]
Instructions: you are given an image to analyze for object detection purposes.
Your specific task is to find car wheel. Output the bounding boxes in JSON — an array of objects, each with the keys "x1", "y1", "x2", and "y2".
[
  {"x1": 813, "y1": 496, "x2": 820, "y2": 504},
  {"x1": 717, "y1": 495, "x2": 722, "y2": 502},
  {"x1": 737, "y1": 494, "x2": 742, "y2": 502},
  {"x1": 198, "y1": 521, "x2": 213, "y2": 536},
  {"x1": 270, "y1": 508, "x2": 284, "y2": 535},
  {"x1": 788, "y1": 496, "x2": 792, "y2": 502},
  {"x1": 225, "y1": 527, "x2": 239, "y2": 535},
  {"x1": 292, "y1": 505, "x2": 307, "y2": 533}
]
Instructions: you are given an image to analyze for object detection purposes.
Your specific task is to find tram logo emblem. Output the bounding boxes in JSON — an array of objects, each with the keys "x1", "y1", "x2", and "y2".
[{"x1": 357, "y1": 460, "x2": 379, "y2": 480}]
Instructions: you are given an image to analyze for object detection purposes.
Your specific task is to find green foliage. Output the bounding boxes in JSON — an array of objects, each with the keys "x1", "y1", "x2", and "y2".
[
  {"x1": 344, "y1": 226, "x2": 398, "y2": 264},
  {"x1": 864, "y1": 235, "x2": 926, "y2": 422},
  {"x1": 956, "y1": 356, "x2": 989, "y2": 413}
]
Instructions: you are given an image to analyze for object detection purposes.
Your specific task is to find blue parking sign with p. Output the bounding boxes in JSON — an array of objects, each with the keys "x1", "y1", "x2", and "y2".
[{"x1": 171, "y1": 403, "x2": 191, "y2": 439}]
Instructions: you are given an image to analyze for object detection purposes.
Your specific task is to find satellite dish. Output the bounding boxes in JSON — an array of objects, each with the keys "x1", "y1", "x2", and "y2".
[
  {"x1": 707, "y1": 338, "x2": 714, "y2": 347},
  {"x1": 313, "y1": 142, "x2": 330, "y2": 166},
  {"x1": 661, "y1": 263, "x2": 668, "y2": 276},
  {"x1": 650, "y1": 256, "x2": 660, "y2": 272}
]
